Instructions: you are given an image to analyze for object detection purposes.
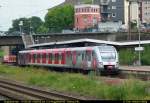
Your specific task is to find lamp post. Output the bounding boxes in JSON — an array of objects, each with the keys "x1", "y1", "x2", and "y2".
[
  {"x1": 138, "y1": 19, "x2": 141, "y2": 66},
  {"x1": 30, "y1": 26, "x2": 33, "y2": 35},
  {"x1": 19, "y1": 21, "x2": 23, "y2": 35},
  {"x1": 29, "y1": 20, "x2": 32, "y2": 35},
  {"x1": 128, "y1": 1, "x2": 131, "y2": 40}
]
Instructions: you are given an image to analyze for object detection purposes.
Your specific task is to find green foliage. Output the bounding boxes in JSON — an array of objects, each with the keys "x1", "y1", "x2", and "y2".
[
  {"x1": 29, "y1": 16, "x2": 44, "y2": 34},
  {"x1": 83, "y1": 0, "x2": 93, "y2": 4},
  {"x1": 0, "y1": 50, "x2": 5, "y2": 57},
  {"x1": 8, "y1": 16, "x2": 44, "y2": 35},
  {"x1": 0, "y1": 64, "x2": 149, "y2": 100},
  {"x1": 36, "y1": 24, "x2": 49, "y2": 34},
  {"x1": 45, "y1": 4, "x2": 74, "y2": 33},
  {"x1": 141, "y1": 45, "x2": 150, "y2": 65},
  {"x1": 130, "y1": 20, "x2": 137, "y2": 29},
  {"x1": 119, "y1": 48, "x2": 136, "y2": 65},
  {"x1": 119, "y1": 45, "x2": 150, "y2": 65}
]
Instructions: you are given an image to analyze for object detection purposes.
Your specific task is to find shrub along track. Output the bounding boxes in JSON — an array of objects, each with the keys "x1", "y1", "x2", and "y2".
[
  {"x1": 4, "y1": 64, "x2": 150, "y2": 81},
  {"x1": 0, "y1": 77, "x2": 96, "y2": 100}
]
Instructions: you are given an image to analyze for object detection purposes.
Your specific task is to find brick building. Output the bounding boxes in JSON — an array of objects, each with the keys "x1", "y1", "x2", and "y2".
[{"x1": 74, "y1": 4, "x2": 101, "y2": 31}]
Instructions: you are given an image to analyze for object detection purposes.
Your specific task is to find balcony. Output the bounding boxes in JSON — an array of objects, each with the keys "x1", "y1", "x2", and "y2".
[{"x1": 100, "y1": 0, "x2": 110, "y2": 5}]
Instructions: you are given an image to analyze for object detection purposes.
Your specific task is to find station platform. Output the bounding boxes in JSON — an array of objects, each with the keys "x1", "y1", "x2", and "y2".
[{"x1": 120, "y1": 66, "x2": 150, "y2": 72}]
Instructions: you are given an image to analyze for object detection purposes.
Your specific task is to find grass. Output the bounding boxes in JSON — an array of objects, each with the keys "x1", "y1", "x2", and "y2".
[
  {"x1": 0, "y1": 50, "x2": 5, "y2": 57},
  {"x1": 0, "y1": 64, "x2": 149, "y2": 100}
]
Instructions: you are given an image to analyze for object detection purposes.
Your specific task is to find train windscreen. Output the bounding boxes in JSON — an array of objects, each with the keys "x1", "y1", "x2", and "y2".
[
  {"x1": 100, "y1": 52, "x2": 116, "y2": 62},
  {"x1": 99, "y1": 46, "x2": 116, "y2": 62}
]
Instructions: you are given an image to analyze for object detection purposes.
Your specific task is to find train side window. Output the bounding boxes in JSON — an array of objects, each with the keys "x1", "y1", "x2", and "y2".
[
  {"x1": 67, "y1": 51, "x2": 71, "y2": 57},
  {"x1": 59, "y1": 53, "x2": 62, "y2": 61},
  {"x1": 92, "y1": 51, "x2": 96, "y2": 58},
  {"x1": 33, "y1": 54, "x2": 36, "y2": 60},
  {"x1": 86, "y1": 51, "x2": 91, "y2": 61},
  {"x1": 29, "y1": 54, "x2": 31, "y2": 62},
  {"x1": 49, "y1": 53, "x2": 52, "y2": 61},
  {"x1": 42, "y1": 53, "x2": 46, "y2": 59},
  {"x1": 37, "y1": 54, "x2": 40, "y2": 59},
  {"x1": 55, "y1": 53, "x2": 59, "y2": 62},
  {"x1": 33, "y1": 54, "x2": 37, "y2": 63},
  {"x1": 82, "y1": 52, "x2": 84, "y2": 60}
]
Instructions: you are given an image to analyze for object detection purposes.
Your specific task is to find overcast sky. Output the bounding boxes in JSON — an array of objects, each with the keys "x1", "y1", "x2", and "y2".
[{"x1": 0, "y1": 0, "x2": 65, "y2": 31}]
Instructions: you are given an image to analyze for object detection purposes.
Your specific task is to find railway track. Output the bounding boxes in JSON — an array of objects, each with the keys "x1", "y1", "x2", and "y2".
[{"x1": 0, "y1": 78, "x2": 94, "y2": 100}]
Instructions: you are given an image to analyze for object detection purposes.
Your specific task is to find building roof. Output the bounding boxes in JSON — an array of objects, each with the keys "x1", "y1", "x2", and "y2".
[{"x1": 27, "y1": 38, "x2": 150, "y2": 49}]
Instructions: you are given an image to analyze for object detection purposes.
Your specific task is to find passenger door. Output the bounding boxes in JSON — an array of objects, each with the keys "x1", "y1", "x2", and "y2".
[{"x1": 86, "y1": 50, "x2": 92, "y2": 68}]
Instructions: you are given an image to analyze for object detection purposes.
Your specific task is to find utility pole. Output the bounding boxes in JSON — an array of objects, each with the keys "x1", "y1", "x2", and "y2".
[
  {"x1": 128, "y1": 1, "x2": 131, "y2": 40},
  {"x1": 138, "y1": 18, "x2": 141, "y2": 66},
  {"x1": 19, "y1": 21, "x2": 23, "y2": 35}
]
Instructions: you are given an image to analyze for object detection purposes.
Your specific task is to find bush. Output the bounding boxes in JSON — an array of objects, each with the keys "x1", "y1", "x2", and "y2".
[{"x1": 119, "y1": 45, "x2": 150, "y2": 65}]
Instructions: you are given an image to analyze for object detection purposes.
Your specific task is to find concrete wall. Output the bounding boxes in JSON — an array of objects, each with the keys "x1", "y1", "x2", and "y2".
[{"x1": 1, "y1": 46, "x2": 9, "y2": 55}]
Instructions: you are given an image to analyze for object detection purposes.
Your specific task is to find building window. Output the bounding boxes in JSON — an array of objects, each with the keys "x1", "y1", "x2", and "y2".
[
  {"x1": 112, "y1": 13, "x2": 116, "y2": 17},
  {"x1": 95, "y1": 9, "x2": 97, "y2": 12},
  {"x1": 87, "y1": 8, "x2": 89, "y2": 12},
  {"x1": 84, "y1": 18, "x2": 87, "y2": 23},
  {"x1": 93, "y1": 17, "x2": 97, "y2": 25},
  {"x1": 91, "y1": 8, "x2": 93, "y2": 12},
  {"x1": 112, "y1": 6, "x2": 116, "y2": 9},
  {"x1": 78, "y1": 8, "x2": 80, "y2": 12},
  {"x1": 76, "y1": 9, "x2": 78, "y2": 13},
  {"x1": 112, "y1": 0, "x2": 116, "y2": 2},
  {"x1": 82, "y1": 8, "x2": 84, "y2": 12},
  {"x1": 76, "y1": 17, "x2": 78, "y2": 23}
]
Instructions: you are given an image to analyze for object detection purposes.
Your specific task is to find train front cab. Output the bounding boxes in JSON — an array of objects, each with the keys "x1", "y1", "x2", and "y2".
[{"x1": 95, "y1": 46, "x2": 119, "y2": 75}]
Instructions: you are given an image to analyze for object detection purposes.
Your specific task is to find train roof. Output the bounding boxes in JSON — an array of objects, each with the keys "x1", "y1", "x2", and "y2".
[
  {"x1": 19, "y1": 45, "x2": 116, "y2": 53},
  {"x1": 27, "y1": 38, "x2": 150, "y2": 49},
  {"x1": 27, "y1": 38, "x2": 118, "y2": 48}
]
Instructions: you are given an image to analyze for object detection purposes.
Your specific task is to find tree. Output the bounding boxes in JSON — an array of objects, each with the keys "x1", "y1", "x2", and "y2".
[
  {"x1": 45, "y1": 4, "x2": 74, "y2": 33},
  {"x1": 8, "y1": 16, "x2": 44, "y2": 35},
  {"x1": 37, "y1": 24, "x2": 49, "y2": 34},
  {"x1": 130, "y1": 20, "x2": 138, "y2": 31},
  {"x1": 29, "y1": 16, "x2": 43, "y2": 34}
]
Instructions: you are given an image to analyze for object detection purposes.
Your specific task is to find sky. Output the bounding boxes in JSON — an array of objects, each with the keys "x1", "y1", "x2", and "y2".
[{"x1": 0, "y1": 0, "x2": 65, "y2": 31}]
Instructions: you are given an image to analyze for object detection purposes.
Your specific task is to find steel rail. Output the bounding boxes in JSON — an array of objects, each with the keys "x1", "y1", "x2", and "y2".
[{"x1": 0, "y1": 78, "x2": 91, "y2": 100}]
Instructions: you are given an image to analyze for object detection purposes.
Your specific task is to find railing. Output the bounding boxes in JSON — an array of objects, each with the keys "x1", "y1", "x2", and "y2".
[
  {"x1": 21, "y1": 35, "x2": 34, "y2": 48},
  {"x1": 100, "y1": 0, "x2": 110, "y2": 5}
]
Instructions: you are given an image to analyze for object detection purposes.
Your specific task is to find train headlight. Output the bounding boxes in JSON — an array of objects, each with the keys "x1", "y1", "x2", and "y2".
[{"x1": 115, "y1": 62, "x2": 119, "y2": 68}]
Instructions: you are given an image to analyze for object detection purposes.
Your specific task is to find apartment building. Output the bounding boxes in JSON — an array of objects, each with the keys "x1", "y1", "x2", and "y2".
[
  {"x1": 93, "y1": 0, "x2": 130, "y2": 26},
  {"x1": 66, "y1": 0, "x2": 150, "y2": 27},
  {"x1": 140, "y1": 1, "x2": 150, "y2": 24}
]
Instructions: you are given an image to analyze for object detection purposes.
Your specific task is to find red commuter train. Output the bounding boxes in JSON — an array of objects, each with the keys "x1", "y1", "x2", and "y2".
[
  {"x1": 2, "y1": 55, "x2": 17, "y2": 64},
  {"x1": 18, "y1": 45, "x2": 119, "y2": 74}
]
